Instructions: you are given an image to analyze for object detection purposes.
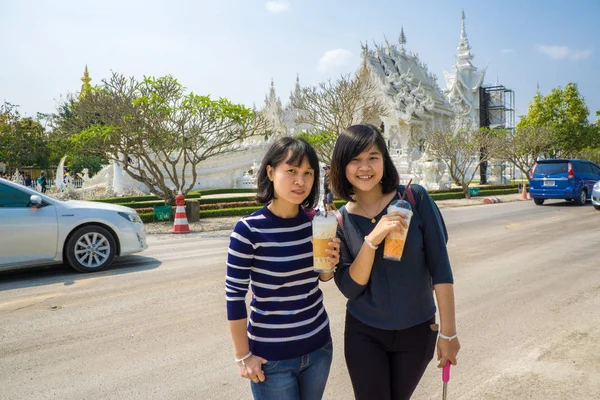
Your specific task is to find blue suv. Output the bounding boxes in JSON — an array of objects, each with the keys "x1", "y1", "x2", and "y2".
[{"x1": 529, "y1": 159, "x2": 600, "y2": 206}]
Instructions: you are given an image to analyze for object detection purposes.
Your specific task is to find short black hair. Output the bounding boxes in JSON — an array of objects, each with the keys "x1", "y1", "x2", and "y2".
[
  {"x1": 330, "y1": 124, "x2": 399, "y2": 201},
  {"x1": 255, "y1": 136, "x2": 320, "y2": 208}
]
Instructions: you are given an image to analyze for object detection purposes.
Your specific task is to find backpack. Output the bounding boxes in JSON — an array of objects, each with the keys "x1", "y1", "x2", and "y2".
[
  {"x1": 334, "y1": 184, "x2": 448, "y2": 243},
  {"x1": 37, "y1": 177, "x2": 44, "y2": 185}
]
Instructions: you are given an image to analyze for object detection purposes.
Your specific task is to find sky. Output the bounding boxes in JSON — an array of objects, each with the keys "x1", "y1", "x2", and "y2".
[{"x1": 1, "y1": 0, "x2": 599, "y2": 123}]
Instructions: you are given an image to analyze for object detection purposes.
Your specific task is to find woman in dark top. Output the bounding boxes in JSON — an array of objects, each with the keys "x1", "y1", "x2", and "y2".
[
  {"x1": 38, "y1": 172, "x2": 47, "y2": 193},
  {"x1": 329, "y1": 124, "x2": 460, "y2": 400}
]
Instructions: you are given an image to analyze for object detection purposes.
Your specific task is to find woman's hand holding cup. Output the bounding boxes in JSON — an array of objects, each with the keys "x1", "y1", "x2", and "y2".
[{"x1": 365, "y1": 212, "x2": 409, "y2": 247}]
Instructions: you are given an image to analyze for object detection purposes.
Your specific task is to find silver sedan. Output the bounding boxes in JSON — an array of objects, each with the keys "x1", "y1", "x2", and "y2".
[
  {"x1": 592, "y1": 181, "x2": 600, "y2": 210},
  {"x1": 0, "y1": 178, "x2": 148, "y2": 272}
]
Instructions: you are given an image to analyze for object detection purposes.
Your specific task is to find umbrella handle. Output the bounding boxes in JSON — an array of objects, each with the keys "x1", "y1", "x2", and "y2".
[{"x1": 442, "y1": 361, "x2": 451, "y2": 383}]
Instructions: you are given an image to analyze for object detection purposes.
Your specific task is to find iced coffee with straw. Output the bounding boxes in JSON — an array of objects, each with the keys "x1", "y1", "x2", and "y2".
[
  {"x1": 312, "y1": 213, "x2": 338, "y2": 272},
  {"x1": 383, "y1": 199, "x2": 413, "y2": 261}
]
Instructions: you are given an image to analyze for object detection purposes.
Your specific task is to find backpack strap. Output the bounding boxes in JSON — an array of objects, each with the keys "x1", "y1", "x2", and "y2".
[{"x1": 401, "y1": 183, "x2": 448, "y2": 243}]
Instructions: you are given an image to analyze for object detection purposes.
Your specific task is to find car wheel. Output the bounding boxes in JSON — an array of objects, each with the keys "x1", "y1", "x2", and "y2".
[
  {"x1": 574, "y1": 189, "x2": 587, "y2": 206},
  {"x1": 594, "y1": 205, "x2": 600, "y2": 210},
  {"x1": 65, "y1": 226, "x2": 116, "y2": 272},
  {"x1": 533, "y1": 198, "x2": 544, "y2": 205}
]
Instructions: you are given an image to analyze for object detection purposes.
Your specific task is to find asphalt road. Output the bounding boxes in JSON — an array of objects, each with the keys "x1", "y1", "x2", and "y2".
[{"x1": 1, "y1": 200, "x2": 599, "y2": 400}]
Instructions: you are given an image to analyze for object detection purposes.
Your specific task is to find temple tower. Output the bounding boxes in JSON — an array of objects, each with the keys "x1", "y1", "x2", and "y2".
[
  {"x1": 443, "y1": 11, "x2": 486, "y2": 126},
  {"x1": 79, "y1": 65, "x2": 92, "y2": 98}
]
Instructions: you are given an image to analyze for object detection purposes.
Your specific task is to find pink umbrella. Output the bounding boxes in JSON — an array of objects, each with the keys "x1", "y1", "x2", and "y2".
[{"x1": 442, "y1": 362, "x2": 451, "y2": 400}]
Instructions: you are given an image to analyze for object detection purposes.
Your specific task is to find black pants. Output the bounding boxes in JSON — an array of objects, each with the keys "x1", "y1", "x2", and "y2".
[{"x1": 344, "y1": 311, "x2": 437, "y2": 400}]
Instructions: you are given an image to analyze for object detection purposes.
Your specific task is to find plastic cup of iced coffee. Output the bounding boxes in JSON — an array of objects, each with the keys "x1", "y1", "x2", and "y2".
[
  {"x1": 312, "y1": 213, "x2": 338, "y2": 272},
  {"x1": 383, "y1": 199, "x2": 413, "y2": 261}
]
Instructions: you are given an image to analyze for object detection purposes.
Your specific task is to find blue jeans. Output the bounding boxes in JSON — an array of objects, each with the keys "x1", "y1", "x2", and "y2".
[{"x1": 251, "y1": 341, "x2": 333, "y2": 400}]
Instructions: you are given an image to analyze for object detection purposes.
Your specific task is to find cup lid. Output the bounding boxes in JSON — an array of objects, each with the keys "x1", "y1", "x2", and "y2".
[{"x1": 388, "y1": 199, "x2": 412, "y2": 210}]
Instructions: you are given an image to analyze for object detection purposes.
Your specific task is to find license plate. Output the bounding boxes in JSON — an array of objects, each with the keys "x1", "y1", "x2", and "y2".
[{"x1": 543, "y1": 180, "x2": 555, "y2": 186}]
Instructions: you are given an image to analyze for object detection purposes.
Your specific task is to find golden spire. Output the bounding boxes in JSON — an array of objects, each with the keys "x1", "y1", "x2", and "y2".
[{"x1": 79, "y1": 65, "x2": 92, "y2": 98}]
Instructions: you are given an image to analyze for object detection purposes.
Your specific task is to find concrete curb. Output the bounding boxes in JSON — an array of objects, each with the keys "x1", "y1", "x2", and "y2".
[{"x1": 435, "y1": 193, "x2": 522, "y2": 209}]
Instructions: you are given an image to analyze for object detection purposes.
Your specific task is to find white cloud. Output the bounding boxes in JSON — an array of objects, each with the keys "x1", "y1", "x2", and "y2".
[
  {"x1": 536, "y1": 44, "x2": 593, "y2": 60},
  {"x1": 570, "y1": 49, "x2": 593, "y2": 60},
  {"x1": 318, "y1": 49, "x2": 354, "y2": 73},
  {"x1": 265, "y1": 1, "x2": 290, "y2": 13}
]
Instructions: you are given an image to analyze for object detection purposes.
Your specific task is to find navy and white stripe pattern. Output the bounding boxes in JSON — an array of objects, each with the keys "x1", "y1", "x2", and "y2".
[{"x1": 226, "y1": 206, "x2": 331, "y2": 361}]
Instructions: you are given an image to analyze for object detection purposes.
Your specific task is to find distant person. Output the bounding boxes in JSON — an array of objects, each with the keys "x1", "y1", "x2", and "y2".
[
  {"x1": 37, "y1": 172, "x2": 47, "y2": 193},
  {"x1": 323, "y1": 165, "x2": 337, "y2": 212},
  {"x1": 24, "y1": 174, "x2": 32, "y2": 187},
  {"x1": 225, "y1": 136, "x2": 340, "y2": 400}
]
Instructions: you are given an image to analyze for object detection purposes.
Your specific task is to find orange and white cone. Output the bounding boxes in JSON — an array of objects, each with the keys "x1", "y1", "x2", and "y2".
[
  {"x1": 521, "y1": 185, "x2": 528, "y2": 200},
  {"x1": 171, "y1": 192, "x2": 190, "y2": 234}
]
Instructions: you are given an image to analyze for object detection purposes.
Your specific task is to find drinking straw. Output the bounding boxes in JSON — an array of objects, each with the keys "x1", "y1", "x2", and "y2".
[{"x1": 400, "y1": 179, "x2": 413, "y2": 201}]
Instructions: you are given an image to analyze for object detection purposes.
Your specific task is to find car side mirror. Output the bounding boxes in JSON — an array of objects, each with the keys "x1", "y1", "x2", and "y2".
[{"x1": 30, "y1": 195, "x2": 43, "y2": 207}]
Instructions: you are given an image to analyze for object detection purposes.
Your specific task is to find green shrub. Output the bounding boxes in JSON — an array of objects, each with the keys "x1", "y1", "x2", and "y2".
[
  {"x1": 108, "y1": 195, "x2": 257, "y2": 210},
  {"x1": 429, "y1": 188, "x2": 519, "y2": 201},
  {"x1": 139, "y1": 212, "x2": 155, "y2": 224},
  {"x1": 199, "y1": 200, "x2": 260, "y2": 210},
  {"x1": 199, "y1": 206, "x2": 262, "y2": 218},
  {"x1": 191, "y1": 188, "x2": 257, "y2": 196},
  {"x1": 196, "y1": 195, "x2": 256, "y2": 205},
  {"x1": 89, "y1": 195, "x2": 160, "y2": 204},
  {"x1": 428, "y1": 184, "x2": 519, "y2": 194},
  {"x1": 478, "y1": 188, "x2": 520, "y2": 195},
  {"x1": 115, "y1": 200, "x2": 170, "y2": 209}
]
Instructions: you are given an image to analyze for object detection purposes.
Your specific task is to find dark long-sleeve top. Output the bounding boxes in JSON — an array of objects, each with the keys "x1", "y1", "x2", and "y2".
[
  {"x1": 334, "y1": 184, "x2": 453, "y2": 330},
  {"x1": 226, "y1": 206, "x2": 331, "y2": 361}
]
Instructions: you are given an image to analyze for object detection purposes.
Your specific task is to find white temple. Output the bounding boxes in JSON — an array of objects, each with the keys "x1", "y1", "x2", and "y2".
[
  {"x1": 82, "y1": 11, "x2": 495, "y2": 195},
  {"x1": 261, "y1": 12, "x2": 488, "y2": 189}
]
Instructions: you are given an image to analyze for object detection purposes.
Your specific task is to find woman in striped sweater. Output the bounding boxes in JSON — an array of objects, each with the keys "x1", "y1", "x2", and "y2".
[{"x1": 226, "y1": 136, "x2": 341, "y2": 400}]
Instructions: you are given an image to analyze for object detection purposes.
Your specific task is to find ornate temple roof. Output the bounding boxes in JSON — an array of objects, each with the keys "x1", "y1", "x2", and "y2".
[
  {"x1": 262, "y1": 75, "x2": 311, "y2": 135},
  {"x1": 360, "y1": 27, "x2": 454, "y2": 124}
]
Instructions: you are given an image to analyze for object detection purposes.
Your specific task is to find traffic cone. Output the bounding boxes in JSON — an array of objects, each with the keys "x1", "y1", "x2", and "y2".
[
  {"x1": 521, "y1": 184, "x2": 528, "y2": 200},
  {"x1": 171, "y1": 192, "x2": 190, "y2": 234}
]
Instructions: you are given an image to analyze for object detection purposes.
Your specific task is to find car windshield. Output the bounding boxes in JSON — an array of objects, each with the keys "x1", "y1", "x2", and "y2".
[{"x1": 535, "y1": 162, "x2": 568, "y2": 175}]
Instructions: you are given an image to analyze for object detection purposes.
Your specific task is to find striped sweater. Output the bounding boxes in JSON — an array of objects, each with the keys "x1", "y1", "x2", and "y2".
[{"x1": 226, "y1": 206, "x2": 331, "y2": 361}]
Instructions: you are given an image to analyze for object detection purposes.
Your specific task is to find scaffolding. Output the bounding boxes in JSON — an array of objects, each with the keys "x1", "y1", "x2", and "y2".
[
  {"x1": 479, "y1": 85, "x2": 515, "y2": 130},
  {"x1": 477, "y1": 85, "x2": 515, "y2": 183}
]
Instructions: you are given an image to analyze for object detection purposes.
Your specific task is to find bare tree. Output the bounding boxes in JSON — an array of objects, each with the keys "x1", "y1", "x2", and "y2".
[
  {"x1": 291, "y1": 74, "x2": 386, "y2": 163},
  {"x1": 418, "y1": 118, "x2": 503, "y2": 198},
  {"x1": 53, "y1": 73, "x2": 270, "y2": 203},
  {"x1": 495, "y1": 126, "x2": 554, "y2": 181}
]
